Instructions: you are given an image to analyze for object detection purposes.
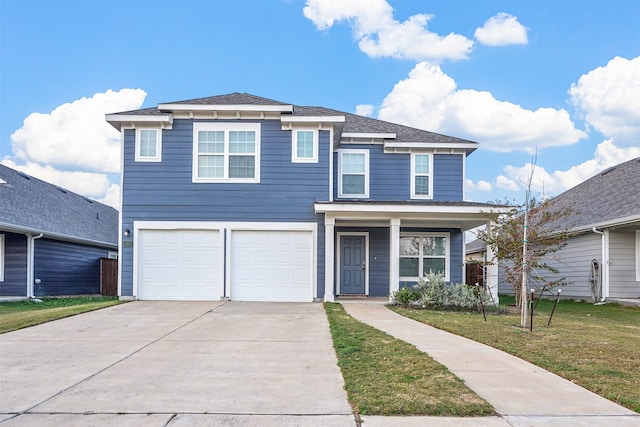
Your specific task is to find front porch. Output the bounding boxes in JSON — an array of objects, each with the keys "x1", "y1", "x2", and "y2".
[{"x1": 315, "y1": 201, "x2": 504, "y2": 302}]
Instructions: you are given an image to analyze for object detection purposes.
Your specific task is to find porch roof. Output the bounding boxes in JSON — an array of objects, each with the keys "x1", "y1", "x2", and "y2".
[{"x1": 314, "y1": 200, "x2": 506, "y2": 231}]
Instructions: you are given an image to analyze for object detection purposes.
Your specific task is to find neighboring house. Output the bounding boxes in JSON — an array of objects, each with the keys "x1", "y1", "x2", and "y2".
[
  {"x1": 106, "y1": 93, "x2": 502, "y2": 302},
  {"x1": 0, "y1": 165, "x2": 118, "y2": 298},
  {"x1": 498, "y1": 157, "x2": 640, "y2": 301},
  {"x1": 465, "y1": 238, "x2": 486, "y2": 287}
]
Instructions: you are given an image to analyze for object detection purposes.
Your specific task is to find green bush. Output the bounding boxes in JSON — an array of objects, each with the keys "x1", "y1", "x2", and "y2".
[{"x1": 393, "y1": 273, "x2": 490, "y2": 311}]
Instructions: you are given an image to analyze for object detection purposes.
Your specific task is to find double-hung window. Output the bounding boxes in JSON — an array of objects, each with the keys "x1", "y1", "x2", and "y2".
[
  {"x1": 292, "y1": 129, "x2": 318, "y2": 163},
  {"x1": 411, "y1": 153, "x2": 432, "y2": 199},
  {"x1": 135, "y1": 128, "x2": 162, "y2": 162},
  {"x1": 399, "y1": 233, "x2": 449, "y2": 281},
  {"x1": 338, "y1": 149, "x2": 369, "y2": 198},
  {"x1": 193, "y1": 122, "x2": 260, "y2": 183}
]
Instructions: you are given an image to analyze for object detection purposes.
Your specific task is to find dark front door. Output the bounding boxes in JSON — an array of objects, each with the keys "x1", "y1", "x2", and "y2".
[{"x1": 340, "y1": 235, "x2": 366, "y2": 294}]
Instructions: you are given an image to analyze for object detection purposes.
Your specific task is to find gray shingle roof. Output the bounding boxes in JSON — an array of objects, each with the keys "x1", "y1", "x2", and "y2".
[
  {"x1": 107, "y1": 93, "x2": 478, "y2": 146},
  {"x1": 0, "y1": 165, "x2": 118, "y2": 247},
  {"x1": 465, "y1": 238, "x2": 486, "y2": 254},
  {"x1": 548, "y1": 156, "x2": 640, "y2": 230}
]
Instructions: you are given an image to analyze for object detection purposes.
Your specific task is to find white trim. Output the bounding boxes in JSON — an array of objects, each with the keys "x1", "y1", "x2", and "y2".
[
  {"x1": 324, "y1": 218, "x2": 335, "y2": 301},
  {"x1": 291, "y1": 129, "x2": 318, "y2": 163},
  {"x1": 636, "y1": 230, "x2": 640, "y2": 282},
  {"x1": 462, "y1": 153, "x2": 467, "y2": 201},
  {"x1": 336, "y1": 232, "x2": 369, "y2": 296},
  {"x1": 337, "y1": 149, "x2": 369, "y2": 198},
  {"x1": 105, "y1": 113, "x2": 173, "y2": 129},
  {"x1": 342, "y1": 132, "x2": 396, "y2": 139},
  {"x1": 399, "y1": 232, "x2": 450, "y2": 282},
  {"x1": 192, "y1": 122, "x2": 261, "y2": 183},
  {"x1": 225, "y1": 222, "x2": 317, "y2": 302},
  {"x1": 118, "y1": 129, "x2": 125, "y2": 298},
  {"x1": 410, "y1": 153, "x2": 433, "y2": 199},
  {"x1": 569, "y1": 214, "x2": 640, "y2": 234},
  {"x1": 135, "y1": 128, "x2": 162, "y2": 162},
  {"x1": 315, "y1": 203, "x2": 505, "y2": 215},
  {"x1": 0, "y1": 234, "x2": 4, "y2": 282},
  {"x1": 159, "y1": 103, "x2": 294, "y2": 113},
  {"x1": 329, "y1": 129, "x2": 334, "y2": 202},
  {"x1": 384, "y1": 141, "x2": 478, "y2": 154},
  {"x1": 280, "y1": 115, "x2": 345, "y2": 123},
  {"x1": 389, "y1": 219, "x2": 401, "y2": 300}
]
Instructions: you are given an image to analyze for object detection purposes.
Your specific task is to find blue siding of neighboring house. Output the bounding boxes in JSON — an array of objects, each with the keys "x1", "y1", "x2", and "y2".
[
  {"x1": 120, "y1": 119, "x2": 330, "y2": 297},
  {"x1": 34, "y1": 238, "x2": 109, "y2": 296},
  {"x1": 0, "y1": 232, "x2": 27, "y2": 296},
  {"x1": 333, "y1": 145, "x2": 464, "y2": 201}
]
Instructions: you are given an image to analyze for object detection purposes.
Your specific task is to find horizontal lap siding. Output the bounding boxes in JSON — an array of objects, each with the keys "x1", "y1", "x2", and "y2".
[
  {"x1": 1, "y1": 232, "x2": 27, "y2": 296},
  {"x1": 34, "y1": 239, "x2": 109, "y2": 296},
  {"x1": 609, "y1": 230, "x2": 640, "y2": 298},
  {"x1": 433, "y1": 154, "x2": 463, "y2": 201},
  {"x1": 121, "y1": 119, "x2": 329, "y2": 298}
]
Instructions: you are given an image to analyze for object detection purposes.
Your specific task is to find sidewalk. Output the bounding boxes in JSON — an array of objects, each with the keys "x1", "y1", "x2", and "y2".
[{"x1": 341, "y1": 302, "x2": 640, "y2": 427}]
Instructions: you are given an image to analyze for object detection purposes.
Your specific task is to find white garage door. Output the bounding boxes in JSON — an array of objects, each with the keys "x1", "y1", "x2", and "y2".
[
  {"x1": 137, "y1": 229, "x2": 222, "y2": 301},
  {"x1": 230, "y1": 230, "x2": 313, "y2": 302}
]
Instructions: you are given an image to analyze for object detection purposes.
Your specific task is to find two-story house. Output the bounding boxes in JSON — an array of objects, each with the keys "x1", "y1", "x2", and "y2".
[{"x1": 106, "y1": 93, "x2": 499, "y2": 303}]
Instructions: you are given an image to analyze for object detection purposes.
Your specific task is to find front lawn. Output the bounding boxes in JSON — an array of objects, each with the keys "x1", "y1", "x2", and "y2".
[
  {"x1": 324, "y1": 302, "x2": 494, "y2": 416},
  {"x1": 390, "y1": 296, "x2": 640, "y2": 413},
  {"x1": 0, "y1": 297, "x2": 125, "y2": 333}
]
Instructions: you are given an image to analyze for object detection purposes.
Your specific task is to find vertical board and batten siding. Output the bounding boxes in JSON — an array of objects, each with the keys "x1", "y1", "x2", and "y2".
[
  {"x1": 333, "y1": 145, "x2": 464, "y2": 201},
  {"x1": 0, "y1": 232, "x2": 27, "y2": 296},
  {"x1": 609, "y1": 230, "x2": 640, "y2": 298},
  {"x1": 34, "y1": 238, "x2": 110, "y2": 296},
  {"x1": 120, "y1": 119, "x2": 330, "y2": 298}
]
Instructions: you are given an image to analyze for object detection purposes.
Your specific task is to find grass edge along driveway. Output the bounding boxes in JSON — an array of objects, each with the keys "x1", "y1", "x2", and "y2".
[
  {"x1": 0, "y1": 297, "x2": 125, "y2": 334},
  {"x1": 390, "y1": 297, "x2": 640, "y2": 414},
  {"x1": 324, "y1": 302, "x2": 494, "y2": 416}
]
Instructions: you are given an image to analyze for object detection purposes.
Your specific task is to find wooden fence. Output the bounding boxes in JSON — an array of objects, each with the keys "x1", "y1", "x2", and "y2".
[{"x1": 100, "y1": 258, "x2": 118, "y2": 296}]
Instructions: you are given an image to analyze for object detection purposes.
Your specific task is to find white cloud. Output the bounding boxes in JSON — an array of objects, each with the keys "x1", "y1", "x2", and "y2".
[
  {"x1": 496, "y1": 175, "x2": 520, "y2": 191},
  {"x1": 303, "y1": 0, "x2": 474, "y2": 61},
  {"x1": 355, "y1": 104, "x2": 374, "y2": 117},
  {"x1": 466, "y1": 178, "x2": 492, "y2": 193},
  {"x1": 569, "y1": 56, "x2": 640, "y2": 145},
  {"x1": 10, "y1": 88, "x2": 146, "y2": 174},
  {"x1": 378, "y1": 62, "x2": 587, "y2": 153},
  {"x1": 5, "y1": 88, "x2": 147, "y2": 209},
  {"x1": 474, "y1": 13, "x2": 528, "y2": 46},
  {"x1": 501, "y1": 139, "x2": 640, "y2": 197}
]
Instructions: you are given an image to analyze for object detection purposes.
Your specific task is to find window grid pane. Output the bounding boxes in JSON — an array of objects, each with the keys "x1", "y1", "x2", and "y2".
[
  {"x1": 198, "y1": 155, "x2": 224, "y2": 178},
  {"x1": 229, "y1": 156, "x2": 255, "y2": 178},
  {"x1": 400, "y1": 258, "x2": 419, "y2": 277},
  {"x1": 198, "y1": 131, "x2": 224, "y2": 153},
  {"x1": 342, "y1": 153, "x2": 365, "y2": 173},
  {"x1": 140, "y1": 130, "x2": 157, "y2": 157},
  {"x1": 296, "y1": 131, "x2": 314, "y2": 158},
  {"x1": 415, "y1": 154, "x2": 430, "y2": 174},
  {"x1": 342, "y1": 174, "x2": 365, "y2": 195},
  {"x1": 229, "y1": 131, "x2": 256, "y2": 154},
  {"x1": 415, "y1": 176, "x2": 429, "y2": 195},
  {"x1": 423, "y1": 258, "x2": 445, "y2": 276}
]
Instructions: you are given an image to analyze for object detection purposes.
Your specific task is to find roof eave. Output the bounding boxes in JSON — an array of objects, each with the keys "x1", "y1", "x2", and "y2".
[
  {"x1": 158, "y1": 103, "x2": 294, "y2": 113},
  {"x1": 105, "y1": 113, "x2": 173, "y2": 130},
  {"x1": 0, "y1": 222, "x2": 118, "y2": 249},
  {"x1": 383, "y1": 141, "x2": 479, "y2": 154}
]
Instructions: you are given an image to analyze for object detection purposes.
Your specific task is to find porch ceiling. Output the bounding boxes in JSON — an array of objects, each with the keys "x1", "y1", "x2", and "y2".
[{"x1": 314, "y1": 201, "x2": 505, "y2": 231}]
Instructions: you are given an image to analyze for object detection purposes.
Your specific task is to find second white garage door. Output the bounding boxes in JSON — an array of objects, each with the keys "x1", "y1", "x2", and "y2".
[{"x1": 230, "y1": 230, "x2": 314, "y2": 302}]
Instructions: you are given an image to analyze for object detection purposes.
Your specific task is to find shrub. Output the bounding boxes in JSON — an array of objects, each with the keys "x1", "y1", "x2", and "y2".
[
  {"x1": 403, "y1": 273, "x2": 491, "y2": 311},
  {"x1": 391, "y1": 286, "x2": 420, "y2": 307}
]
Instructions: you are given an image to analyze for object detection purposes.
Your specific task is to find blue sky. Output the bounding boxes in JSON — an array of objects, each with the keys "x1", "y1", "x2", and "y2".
[{"x1": 1, "y1": 0, "x2": 639, "y2": 208}]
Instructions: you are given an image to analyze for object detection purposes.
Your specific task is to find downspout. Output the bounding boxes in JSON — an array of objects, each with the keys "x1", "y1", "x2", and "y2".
[
  {"x1": 592, "y1": 227, "x2": 608, "y2": 303},
  {"x1": 27, "y1": 233, "x2": 44, "y2": 298}
]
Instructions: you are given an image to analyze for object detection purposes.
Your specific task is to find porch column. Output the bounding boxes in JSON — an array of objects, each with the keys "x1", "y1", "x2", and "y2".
[
  {"x1": 389, "y1": 218, "x2": 401, "y2": 301},
  {"x1": 485, "y1": 219, "x2": 499, "y2": 305},
  {"x1": 324, "y1": 217, "x2": 336, "y2": 302}
]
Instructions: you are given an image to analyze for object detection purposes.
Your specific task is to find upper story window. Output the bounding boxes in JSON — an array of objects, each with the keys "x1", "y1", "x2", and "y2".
[
  {"x1": 292, "y1": 129, "x2": 318, "y2": 163},
  {"x1": 338, "y1": 149, "x2": 369, "y2": 198},
  {"x1": 193, "y1": 122, "x2": 261, "y2": 183},
  {"x1": 399, "y1": 233, "x2": 449, "y2": 281},
  {"x1": 411, "y1": 153, "x2": 433, "y2": 199},
  {"x1": 135, "y1": 128, "x2": 162, "y2": 162}
]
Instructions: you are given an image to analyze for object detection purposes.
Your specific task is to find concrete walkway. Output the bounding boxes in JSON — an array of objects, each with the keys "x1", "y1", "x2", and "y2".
[
  {"x1": 0, "y1": 301, "x2": 354, "y2": 426},
  {"x1": 342, "y1": 302, "x2": 640, "y2": 427}
]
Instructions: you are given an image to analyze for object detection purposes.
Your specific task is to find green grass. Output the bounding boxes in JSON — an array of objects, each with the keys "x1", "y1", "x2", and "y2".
[
  {"x1": 324, "y1": 302, "x2": 494, "y2": 416},
  {"x1": 390, "y1": 296, "x2": 640, "y2": 413},
  {"x1": 0, "y1": 296, "x2": 125, "y2": 334}
]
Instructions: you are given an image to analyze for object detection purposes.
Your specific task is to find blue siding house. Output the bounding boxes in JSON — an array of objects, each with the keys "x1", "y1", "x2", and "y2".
[
  {"x1": 106, "y1": 93, "x2": 498, "y2": 302},
  {"x1": 0, "y1": 165, "x2": 118, "y2": 298}
]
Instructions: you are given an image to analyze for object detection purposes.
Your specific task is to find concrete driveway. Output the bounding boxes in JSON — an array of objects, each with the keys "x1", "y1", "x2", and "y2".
[{"x1": 0, "y1": 301, "x2": 354, "y2": 426}]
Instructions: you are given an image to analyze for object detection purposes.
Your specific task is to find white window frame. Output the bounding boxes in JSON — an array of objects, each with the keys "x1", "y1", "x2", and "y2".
[
  {"x1": 192, "y1": 122, "x2": 261, "y2": 183},
  {"x1": 135, "y1": 128, "x2": 162, "y2": 162},
  {"x1": 636, "y1": 230, "x2": 640, "y2": 282},
  {"x1": 337, "y1": 149, "x2": 369, "y2": 198},
  {"x1": 292, "y1": 129, "x2": 318, "y2": 163},
  {"x1": 399, "y1": 232, "x2": 450, "y2": 282},
  {"x1": 410, "y1": 153, "x2": 433, "y2": 199}
]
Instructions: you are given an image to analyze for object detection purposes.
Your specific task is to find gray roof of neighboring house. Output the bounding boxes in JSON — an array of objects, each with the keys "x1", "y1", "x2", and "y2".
[
  {"x1": 108, "y1": 93, "x2": 478, "y2": 147},
  {"x1": 548, "y1": 156, "x2": 640, "y2": 231},
  {"x1": 0, "y1": 164, "x2": 118, "y2": 247},
  {"x1": 465, "y1": 238, "x2": 486, "y2": 254}
]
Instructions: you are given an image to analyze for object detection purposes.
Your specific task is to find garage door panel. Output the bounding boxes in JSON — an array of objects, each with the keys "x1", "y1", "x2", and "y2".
[
  {"x1": 230, "y1": 229, "x2": 313, "y2": 302},
  {"x1": 138, "y1": 229, "x2": 222, "y2": 301}
]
